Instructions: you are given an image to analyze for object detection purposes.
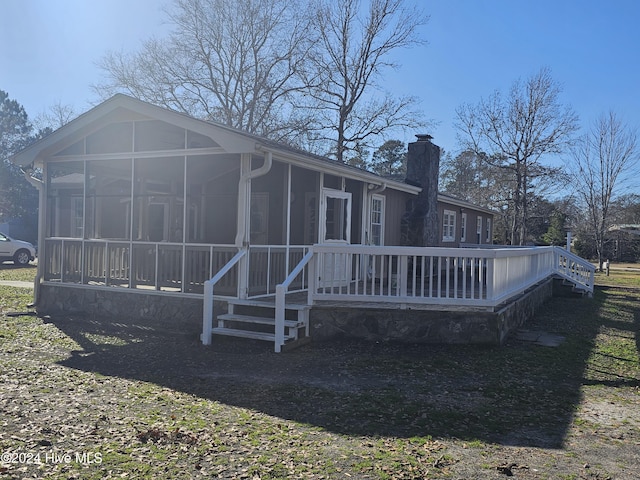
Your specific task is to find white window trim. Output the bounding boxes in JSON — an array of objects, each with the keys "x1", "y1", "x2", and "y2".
[
  {"x1": 460, "y1": 212, "x2": 467, "y2": 242},
  {"x1": 369, "y1": 194, "x2": 385, "y2": 246},
  {"x1": 442, "y1": 209, "x2": 456, "y2": 242}
]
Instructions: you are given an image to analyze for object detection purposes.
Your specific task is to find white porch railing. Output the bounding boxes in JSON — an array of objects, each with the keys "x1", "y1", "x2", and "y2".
[
  {"x1": 201, "y1": 249, "x2": 247, "y2": 345},
  {"x1": 553, "y1": 246, "x2": 595, "y2": 292},
  {"x1": 41, "y1": 239, "x2": 310, "y2": 297},
  {"x1": 274, "y1": 250, "x2": 315, "y2": 352},
  {"x1": 200, "y1": 244, "x2": 312, "y2": 348},
  {"x1": 308, "y1": 245, "x2": 594, "y2": 308},
  {"x1": 269, "y1": 244, "x2": 593, "y2": 352},
  {"x1": 42, "y1": 238, "x2": 594, "y2": 352},
  {"x1": 42, "y1": 238, "x2": 240, "y2": 294},
  {"x1": 245, "y1": 245, "x2": 311, "y2": 297}
]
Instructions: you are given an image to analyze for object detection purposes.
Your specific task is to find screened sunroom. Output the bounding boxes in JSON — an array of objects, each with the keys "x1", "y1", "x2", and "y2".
[{"x1": 23, "y1": 95, "x2": 415, "y2": 300}]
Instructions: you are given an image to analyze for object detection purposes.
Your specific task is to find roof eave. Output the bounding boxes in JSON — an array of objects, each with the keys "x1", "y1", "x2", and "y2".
[
  {"x1": 257, "y1": 143, "x2": 421, "y2": 195},
  {"x1": 437, "y1": 194, "x2": 496, "y2": 215}
]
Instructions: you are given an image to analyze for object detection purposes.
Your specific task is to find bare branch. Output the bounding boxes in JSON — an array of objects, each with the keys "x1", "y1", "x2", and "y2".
[
  {"x1": 304, "y1": 0, "x2": 429, "y2": 162},
  {"x1": 94, "y1": 0, "x2": 312, "y2": 139},
  {"x1": 455, "y1": 67, "x2": 579, "y2": 244},
  {"x1": 568, "y1": 111, "x2": 639, "y2": 269}
]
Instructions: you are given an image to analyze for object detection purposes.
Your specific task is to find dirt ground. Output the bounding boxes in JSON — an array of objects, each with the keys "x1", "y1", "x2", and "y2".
[{"x1": 1, "y1": 281, "x2": 639, "y2": 479}]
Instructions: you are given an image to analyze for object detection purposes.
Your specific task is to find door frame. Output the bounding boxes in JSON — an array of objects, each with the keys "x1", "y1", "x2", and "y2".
[
  {"x1": 318, "y1": 188, "x2": 352, "y2": 288},
  {"x1": 319, "y1": 188, "x2": 352, "y2": 245}
]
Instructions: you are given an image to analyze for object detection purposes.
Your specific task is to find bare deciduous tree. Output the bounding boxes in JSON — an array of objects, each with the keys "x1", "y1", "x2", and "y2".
[
  {"x1": 94, "y1": 0, "x2": 311, "y2": 140},
  {"x1": 33, "y1": 101, "x2": 77, "y2": 131},
  {"x1": 455, "y1": 67, "x2": 579, "y2": 245},
  {"x1": 303, "y1": 0, "x2": 429, "y2": 162},
  {"x1": 569, "y1": 111, "x2": 639, "y2": 270}
]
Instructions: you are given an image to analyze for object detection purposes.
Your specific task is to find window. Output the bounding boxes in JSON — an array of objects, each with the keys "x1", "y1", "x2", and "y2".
[
  {"x1": 460, "y1": 213, "x2": 467, "y2": 242},
  {"x1": 476, "y1": 216, "x2": 483, "y2": 244},
  {"x1": 442, "y1": 210, "x2": 456, "y2": 242},
  {"x1": 486, "y1": 218, "x2": 492, "y2": 243},
  {"x1": 370, "y1": 195, "x2": 385, "y2": 246}
]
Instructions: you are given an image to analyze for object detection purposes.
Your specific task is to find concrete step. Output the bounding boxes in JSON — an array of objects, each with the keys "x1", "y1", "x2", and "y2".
[{"x1": 217, "y1": 313, "x2": 303, "y2": 328}]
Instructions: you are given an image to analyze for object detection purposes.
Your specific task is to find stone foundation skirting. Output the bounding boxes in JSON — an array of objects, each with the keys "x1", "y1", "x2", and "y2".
[
  {"x1": 37, "y1": 278, "x2": 555, "y2": 345},
  {"x1": 309, "y1": 278, "x2": 554, "y2": 345},
  {"x1": 36, "y1": 284, "x2": 207, "y2": 334}
]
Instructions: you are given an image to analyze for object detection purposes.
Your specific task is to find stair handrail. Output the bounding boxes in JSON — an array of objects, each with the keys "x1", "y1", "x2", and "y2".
[
  {"x1": 201, "y1": 248, "x2": 247, "y2": 345},
  {"x1": 274, "y1": 248, "x2": 314, "y2": 352},
  {"x1": 552, "y1": 246, "x2": 595, "y2": 294}
]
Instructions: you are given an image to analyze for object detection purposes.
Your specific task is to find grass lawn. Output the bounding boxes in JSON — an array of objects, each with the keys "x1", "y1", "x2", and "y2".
[
  {"x1": 0, "y1": 265, "x2": 638, "y2": 479},
  {"x1": 0, "y1": 263, "x2": 37, "y2": 283}
]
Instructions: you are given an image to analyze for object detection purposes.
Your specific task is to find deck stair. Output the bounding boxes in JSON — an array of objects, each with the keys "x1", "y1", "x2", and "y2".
[
  {"x1": 555, "y1": 276, "x2": 591, "y2": 297},
  {"x1": 212, "y1": 298, "x2": 311, "y2": 349}
]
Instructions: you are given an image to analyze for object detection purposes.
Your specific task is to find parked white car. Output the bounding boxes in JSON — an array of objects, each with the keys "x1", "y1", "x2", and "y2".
[{"x1": 0, "y1": 232, "x2": 36, "y2": 266}]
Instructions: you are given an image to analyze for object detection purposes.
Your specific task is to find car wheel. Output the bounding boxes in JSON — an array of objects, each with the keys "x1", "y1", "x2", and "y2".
[{"x1": 13, "y1": 249, "x2": 31, "y2": 266}]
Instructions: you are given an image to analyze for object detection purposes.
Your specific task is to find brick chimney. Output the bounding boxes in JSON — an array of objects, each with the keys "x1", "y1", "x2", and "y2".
[{"x1": 402, "y1": 134, "x2": 440, "y2": 246}]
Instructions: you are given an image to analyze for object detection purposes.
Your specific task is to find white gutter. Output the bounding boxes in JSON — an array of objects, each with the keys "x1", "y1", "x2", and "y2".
[
  {"x1": 246, "y1": 149, "x2": 273, "y2": 178},
  {"x1": 368, "y1": 183, "x2": 387, "y2": 195},
  {"x1": 21, "y1": 168, "x2": 44, "y2": 306}
]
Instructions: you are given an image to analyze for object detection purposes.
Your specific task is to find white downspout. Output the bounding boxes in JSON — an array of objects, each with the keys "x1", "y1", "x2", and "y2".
[
  {"x1": 22, "y1": 168, "x2": 44, "y2": 306},
  {"x1": 234, "y1": 151, "x2": 273, "y2": 299}
]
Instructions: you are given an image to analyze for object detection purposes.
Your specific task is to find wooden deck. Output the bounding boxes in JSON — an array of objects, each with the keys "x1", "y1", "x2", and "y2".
[{"x1": 239, "y1": 287, "x2": 491, "y2": 312}]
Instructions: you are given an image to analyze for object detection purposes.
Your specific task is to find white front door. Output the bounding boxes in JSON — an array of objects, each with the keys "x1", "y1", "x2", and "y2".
[{"x1": 319, "y1": 188, "x2": 351, "y2": 287}]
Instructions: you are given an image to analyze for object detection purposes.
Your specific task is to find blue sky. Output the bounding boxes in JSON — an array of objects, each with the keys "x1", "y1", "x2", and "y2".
[{"x1": 2, "y1": 0, "x2": 640, "y2": 157}]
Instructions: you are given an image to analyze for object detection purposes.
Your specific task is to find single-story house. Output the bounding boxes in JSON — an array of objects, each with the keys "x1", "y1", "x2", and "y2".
[{"x1": 11, "y1": 94, "x2": 593, "y2": 351}]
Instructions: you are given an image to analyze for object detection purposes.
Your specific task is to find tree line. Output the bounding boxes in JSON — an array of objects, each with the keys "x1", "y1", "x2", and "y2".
[{"x1": 442, "y1": 69, "x2": 639, "y2": 268}]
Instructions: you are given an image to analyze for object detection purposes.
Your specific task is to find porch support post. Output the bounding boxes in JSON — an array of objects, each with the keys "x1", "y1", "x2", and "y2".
[
  {"x1": 275, "y1": 284, "x2": 285, "y2": 353},
  {"x1": 22, "y1": 167, "x2": 45, "y2": 304},
  {"x1": 236, "y1": 153, "x2": 252, "y2": 298},
  {"x1": 486, "y1": 256, "x2": 495, "y2": 304},
  {"x1": 201, "y1": 279, "x2": 214, "y2": 345},
  {"x1": 307, "y1": 248, "x2": 316, "y2": 305},
  {"x1": 399, "y1": 254, "x2": 408, "y2": 297}
]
